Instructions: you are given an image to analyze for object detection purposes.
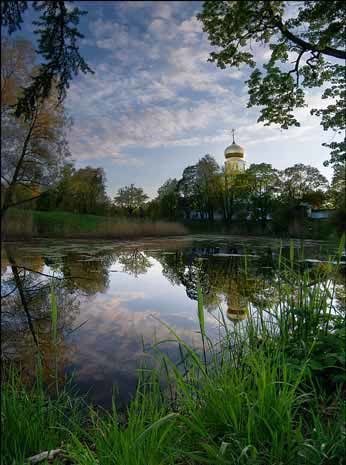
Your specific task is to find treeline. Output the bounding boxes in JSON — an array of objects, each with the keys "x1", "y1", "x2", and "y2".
[
  {"x1": 145, "y1": 157, "x2": 345, "y2": 235},
  {"x1": 7, "y1": 154, "x2": 345, "y2": 236}
]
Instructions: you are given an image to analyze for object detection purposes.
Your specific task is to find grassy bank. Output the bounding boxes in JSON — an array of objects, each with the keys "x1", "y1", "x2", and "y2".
[
  {"x1": 2, "y1": 240, "x2": 345, "y2": 464},
  {"x1": 1, "y1": 209, "x2": 188, "y2": 240}
]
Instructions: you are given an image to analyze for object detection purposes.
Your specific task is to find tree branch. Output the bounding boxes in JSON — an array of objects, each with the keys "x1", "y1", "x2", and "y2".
[
  {"x1": 288, "y1": 48, "x2": 305, "y2": 86},
  {"x1": 274, "y1": 16, "x2": 345, "y2": 60},
  {"x1": 2, "y1": 105, "x2": 39, "y2": 214}
]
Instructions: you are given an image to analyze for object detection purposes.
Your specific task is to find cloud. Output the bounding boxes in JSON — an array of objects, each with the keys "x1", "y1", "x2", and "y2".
[{"x1": 65, "y1": 1, "x2": 327, "y2": 174}]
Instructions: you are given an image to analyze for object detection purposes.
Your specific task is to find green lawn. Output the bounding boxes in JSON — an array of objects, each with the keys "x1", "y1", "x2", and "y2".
[{"x1": 32, "y1": 210, "x2": 108, "y2": 232}]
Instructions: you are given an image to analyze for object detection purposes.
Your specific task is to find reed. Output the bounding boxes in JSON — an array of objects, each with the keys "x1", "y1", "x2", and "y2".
[
  {"x1": 1, "y1": 209, "x2": 188, "y2": 240},
  {"x1": 1, "y1": 236, "x2": 345, "y2": 464},
  {"x1": 1, "y1": 209, "x2": 34, "y2": 240}
]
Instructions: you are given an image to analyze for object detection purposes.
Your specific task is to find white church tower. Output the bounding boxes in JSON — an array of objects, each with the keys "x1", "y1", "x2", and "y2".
[{"x1": 224, "y1": 129, "x2": 246, "y2": 175}]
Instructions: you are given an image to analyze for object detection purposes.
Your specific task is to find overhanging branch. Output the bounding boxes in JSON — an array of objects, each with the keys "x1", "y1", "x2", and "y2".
[{"x1": 274, "y1": 16, "x2": 345, "y2": 60}]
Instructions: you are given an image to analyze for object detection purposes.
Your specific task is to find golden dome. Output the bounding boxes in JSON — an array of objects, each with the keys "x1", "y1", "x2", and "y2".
[{"x1": 224, "y1": 143, "x2": 245, "y2": 159}]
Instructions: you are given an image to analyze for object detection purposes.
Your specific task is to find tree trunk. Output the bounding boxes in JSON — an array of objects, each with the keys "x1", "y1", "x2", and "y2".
[{"x1": 2, "y1": 108, "x2": 38, "y2": 218}]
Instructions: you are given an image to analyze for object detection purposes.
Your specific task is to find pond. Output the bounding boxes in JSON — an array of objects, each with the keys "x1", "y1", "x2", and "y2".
[{"x1": 1, "y1": 235, "x2": 344, "y2": 407}]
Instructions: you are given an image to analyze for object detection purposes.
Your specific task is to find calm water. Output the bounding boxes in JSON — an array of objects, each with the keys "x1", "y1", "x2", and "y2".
[{"x1": 1, "y1": 235, "x2": 344, "y2": 407}]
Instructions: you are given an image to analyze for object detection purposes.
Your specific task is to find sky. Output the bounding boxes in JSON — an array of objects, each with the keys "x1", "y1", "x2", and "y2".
[{"x1": 14, "y1": 1, "x2": 335, "y2": 198}]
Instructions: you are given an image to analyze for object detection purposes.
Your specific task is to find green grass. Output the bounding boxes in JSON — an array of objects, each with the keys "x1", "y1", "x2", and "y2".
[
  {"x1": 1, "y1": 366, "x2": 83, "y2": 465},
  {"x1": 33, "y1": 210, "x2": 106, "y2": 233},
  {"x1": 1, "y1": 238, "x2": 345, "y2": 464}
]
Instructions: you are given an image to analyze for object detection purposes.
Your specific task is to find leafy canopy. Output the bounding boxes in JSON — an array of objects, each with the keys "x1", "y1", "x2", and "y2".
[
  {"x1": 198, "y1": 1, "x2": 346, "y2": 166},
  {"x1": 114, "y1": 184, "x2": 149, "y2": 215}
]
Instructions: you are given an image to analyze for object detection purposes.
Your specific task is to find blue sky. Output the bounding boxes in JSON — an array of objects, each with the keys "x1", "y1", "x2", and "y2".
[{"x1": 15, "y1": 1, "x2": 335, "y2": 198}]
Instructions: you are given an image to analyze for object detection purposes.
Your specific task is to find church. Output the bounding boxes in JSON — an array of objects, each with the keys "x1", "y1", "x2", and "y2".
[
  {"x1": 224, "y1": 129, "x2": 246, "y2": 175},
  {"x1": 189, "y1": 129, "x2": 247, "y2": 221}
]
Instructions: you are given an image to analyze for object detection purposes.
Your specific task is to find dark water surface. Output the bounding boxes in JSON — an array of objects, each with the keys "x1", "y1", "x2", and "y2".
[{"x1": 1, "y1": 235, "x2": 344, "y2": 407}]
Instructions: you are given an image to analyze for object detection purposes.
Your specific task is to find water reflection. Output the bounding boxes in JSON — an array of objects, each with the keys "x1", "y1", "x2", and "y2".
[
  {"x1": 1, "y1": 246, "x2": 80, "y2": 386},
  {"x1": 1, "y1": 237, "x2": 343, "y2": 407}
]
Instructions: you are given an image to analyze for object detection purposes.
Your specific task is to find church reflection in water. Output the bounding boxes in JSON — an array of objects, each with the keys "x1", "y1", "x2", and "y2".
[
  {"x1": 153, "y1": 244, "x2": 276, "y2": 326},
  {"x1": 2, "y1": 239, "x2": 341, "y2": 406}
]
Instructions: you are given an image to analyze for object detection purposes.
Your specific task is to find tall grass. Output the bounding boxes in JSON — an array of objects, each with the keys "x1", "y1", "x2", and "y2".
[
  {"x1": 1, "y1": 209, "x2": 188, "y2": 240},
  {"x1": 1, "y1": 237, "x2": 345, "y2": 464},
  {"x1": 1, "y1": 367, "x2": 82, "y2": 465},
  {"x1": 1, "y1": 209, "x2": 34, "y2": 239}
]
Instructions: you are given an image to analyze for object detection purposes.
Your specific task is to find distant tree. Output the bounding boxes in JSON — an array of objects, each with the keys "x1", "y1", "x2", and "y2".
[
  {"x1": 196, "y1": 154, "x2": 221, "y2": 221},
  {"x1": 301, "y1": 191, "x2": 326, "y2": 209},
  {"x1": 157, "y1": 178, "x2": 180, "y2": 220},
  {"x1": 69, "y1": 167, "x2": 108, "y2": 214},
  {"x1": 113, "y1": 184, "x2": 149, "y2": 216},
  {"x1": 246, "y1": 163, "x2": 280, "y2": 229},
  {"x1": 178, "y1": 165, "x2": 199, "y2": 219},
  {"x1": 223, "y1": 169, "x2": 251, "y2": 223},
  {"x1": 54, "y1": 162, "x2": 76, "y2": 211},
  {"x1": 36, "y1": 165, "x2": 109, "y2": 215},
  {"x1": 198, "y1": 1, "x2": 346, "y2": 166},
  {"x1": 328, "y1": 164, "x2": 346, "y2": 234},
  {"x1": 328, "y1": 164, "x2": 346, "y2": 208},
  {"x1": 279, "y1": 163, "x2": 329, "y2": 203}
]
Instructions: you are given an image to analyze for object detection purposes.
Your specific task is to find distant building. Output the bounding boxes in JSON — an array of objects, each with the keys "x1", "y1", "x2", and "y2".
[
  {"x1": 310, "y1": 209, "x2": 334, "y2": 220},
  {"x1": 300, "y1": 203, "x2": 334, "y2": 220},
  {"x1": 224, "y1": 129, "x2": 246, "y2": 175}
]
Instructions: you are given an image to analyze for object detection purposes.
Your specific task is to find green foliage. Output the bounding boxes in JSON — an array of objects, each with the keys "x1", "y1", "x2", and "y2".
[
  {"x1": 41, "y1": 165, "x2": 109, "y2": 215},
  {"x1": 67, "y1": 378, "x2": 179, "y2": 465},
  {"x1": 246, "y1": 163, "x2": 279, "y2": 228},
  {"x1": 279, "y1": 164, "x2": 329, "y2": 202},
  {"x1": 157, "y1": 178, "x2": 180, "y2": 220},
  {"x1": 1, "y1": 368, "x2": 82, "y2": 465},
  {"x1": 113, "y1": 184, "x2": 149, "y2": 216},
  {"x1": 198, "y1": 0, "x2": 346, "y2": 166},
  {"x1": 1, "y1": 0, "x2": 93, "y2": 118}
]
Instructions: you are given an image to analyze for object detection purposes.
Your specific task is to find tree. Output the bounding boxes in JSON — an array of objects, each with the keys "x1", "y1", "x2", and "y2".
[
  {"x1": 1, "y1": 38, "x2": 70, "y2": 217},
  {"x1": 195, "y1": 154, "x2": 221, "y2": 221},
  {"x1": 328, "y1": 164, "x2": 346, "y2": 208},
  {"x1": 68, "y1": 167, "x2": 108, "y2": 215},
  {"x1": 1, "y1": 1, "x2": 93, "y2": 119},
  {"x1": 246, "y1": 163, "x2": 280, "y2": 229},
  {"x1": 178, "y1": 165, "x2": 199, "y2": 219},
  {"x1": 113, "y1": 184, "x2": 149, "y2": 216},
  {"x1": 328, "y1": 164, "x2": 346, "y2": 234},
  {"x1": 36, "y1": 165, "x2": 109, "y2": 215},
  {"x1": 223, "y1": 169, "x2": 251, "y2": 223},
  {"x1": 279, "y1": 163, "x2": 329, "y2": 203},
  {"x1": 157, "y1": 178, "x2": 180, "y2": 220},
  {"x1": 198, "y1": 1, "x2": 346, "y2": 166}
]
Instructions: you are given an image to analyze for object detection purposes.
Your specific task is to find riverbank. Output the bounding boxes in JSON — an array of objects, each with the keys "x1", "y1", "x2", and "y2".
[
  {"x1": 2, "y1": 246, "x2": 345, "y2": 464},
  {"x1": 1, "y1": 209, "x2": 188, "y2": 240},
  {"x1": 2, "y1": 208, "x2": 338, "y2": 242}
]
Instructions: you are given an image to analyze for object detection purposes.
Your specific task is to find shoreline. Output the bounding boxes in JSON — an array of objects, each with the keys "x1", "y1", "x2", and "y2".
[{"x1": 1, "y1": 232, "x2": 336, "y2": 245}]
